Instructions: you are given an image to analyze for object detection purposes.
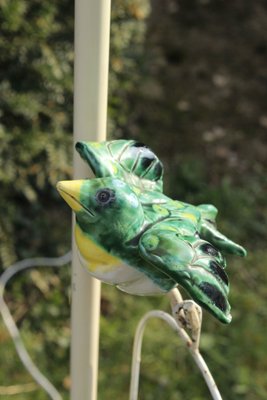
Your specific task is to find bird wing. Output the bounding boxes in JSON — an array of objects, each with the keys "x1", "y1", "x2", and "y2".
[
  {"x1": 197, "y1": 204, "x2": 247, "y2": 257},
  {"x1": 138, "y1": 223, "x2": 232, "y2": 323}
]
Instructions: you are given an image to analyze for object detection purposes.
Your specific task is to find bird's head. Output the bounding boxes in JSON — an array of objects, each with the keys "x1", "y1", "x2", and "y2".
[
  {"x1": 57, "y1": 177, "x2": 144, "y2": 241},
  {"x1": 75, "y1": 140, "x2": 163, "y2": 191}
]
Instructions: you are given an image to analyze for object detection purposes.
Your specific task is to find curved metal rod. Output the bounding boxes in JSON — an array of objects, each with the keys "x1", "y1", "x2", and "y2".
[
  {"x1": 129, "y1": 308, "x2": 223, "y2": 400},
  {"x1": 0, "y1": 252, "x2": 71, "y2": 400}
]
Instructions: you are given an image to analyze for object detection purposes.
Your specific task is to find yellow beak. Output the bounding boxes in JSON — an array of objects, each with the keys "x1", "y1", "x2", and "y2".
[{"x1": 56, "y1": 180, "x2": 84, "y2": 212}]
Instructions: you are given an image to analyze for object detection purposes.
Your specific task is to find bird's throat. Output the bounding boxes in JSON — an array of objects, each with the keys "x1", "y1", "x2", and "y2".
[{"x1": 75, "y1": 224, "x2": 120, "y2": 271}]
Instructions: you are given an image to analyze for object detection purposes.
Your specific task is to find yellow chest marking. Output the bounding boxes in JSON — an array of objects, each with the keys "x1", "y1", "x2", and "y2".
[
  {"x1": 75, "y1": 224, "x2": 121, "y2": 270},
  {"x1": 181, "y1": 212, "x2": 198, "y2": 223}
]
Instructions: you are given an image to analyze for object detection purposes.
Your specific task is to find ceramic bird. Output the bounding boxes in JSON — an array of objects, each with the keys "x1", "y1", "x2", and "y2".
[
  {"x1": 75, "y1": 140, "x2": 246, "y2": 258},
  {"x1": 57, "y1": 174, "x2": 246, "y2": 324},
  {"x1": 75, "y1": 139, "x2": 164, "y2": 192}
]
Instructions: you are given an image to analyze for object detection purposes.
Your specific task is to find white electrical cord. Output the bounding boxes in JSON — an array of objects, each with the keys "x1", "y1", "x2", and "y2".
[{"x1": 0, "y1": 252, "x2": 72, "y2": 400}]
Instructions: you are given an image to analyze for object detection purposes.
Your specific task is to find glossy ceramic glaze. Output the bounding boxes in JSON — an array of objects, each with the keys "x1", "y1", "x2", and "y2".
[{"x1": 57, "y1": 140, "x2": 246, "y2": 323}]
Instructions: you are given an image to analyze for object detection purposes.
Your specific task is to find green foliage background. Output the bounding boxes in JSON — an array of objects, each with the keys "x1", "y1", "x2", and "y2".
[{"x1": 0, "y1": 0, "x2": 267, "y2": 399}]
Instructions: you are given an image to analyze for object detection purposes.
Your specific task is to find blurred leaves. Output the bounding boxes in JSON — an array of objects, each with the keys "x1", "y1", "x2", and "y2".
[
  {"x1": 0, "y1": 0, "x2": 74, "y2": 266},
  {"x1": 1, "y1": 0, "x2": 267, "y2": 399}
]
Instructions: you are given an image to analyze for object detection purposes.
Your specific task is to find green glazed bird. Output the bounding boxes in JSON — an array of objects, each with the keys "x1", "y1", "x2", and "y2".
[
  {"x1": 75, "y1": 139, "x2": 164, "y2": 192},
  {"x1": 57, "y1": 146, "x2": 246, "y2": 323},
  {"x1": 75, "y1": 139, "x2": 246, "y2": 258}
]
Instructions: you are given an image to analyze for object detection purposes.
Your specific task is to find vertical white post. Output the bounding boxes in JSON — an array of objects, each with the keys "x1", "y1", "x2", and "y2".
[{"x1": 71, "y1": 1, "x2": 111, "y2": 399}]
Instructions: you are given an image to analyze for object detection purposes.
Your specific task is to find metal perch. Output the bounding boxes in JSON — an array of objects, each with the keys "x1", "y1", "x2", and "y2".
[{"x1": 130, "y1": 288, "x2": 223, "y2": 400}]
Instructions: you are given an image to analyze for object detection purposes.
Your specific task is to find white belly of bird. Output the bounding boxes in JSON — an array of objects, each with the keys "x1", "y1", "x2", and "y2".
[
  {"x1": 77, "y1": 250, "x2": 165, "y2": 296},
  {"x1": 75, "y1": 224, "x2": 165, "y2": 295}
]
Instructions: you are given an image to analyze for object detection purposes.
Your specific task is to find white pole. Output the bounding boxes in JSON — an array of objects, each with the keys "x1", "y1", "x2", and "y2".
[{"x1": 71, "y1": 1, "x2": 111, "y2": 399}]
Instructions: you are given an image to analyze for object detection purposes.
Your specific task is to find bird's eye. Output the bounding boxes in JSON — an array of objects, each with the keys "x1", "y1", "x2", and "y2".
[{"x1": 95, "y1": 188, "x2": 115, "y2": 206}]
